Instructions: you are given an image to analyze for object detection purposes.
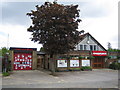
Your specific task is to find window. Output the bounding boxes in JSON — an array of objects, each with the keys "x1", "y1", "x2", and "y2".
[
  {"x1": 80, "y1": 45, "x2": 83, "y2": 50},
  {"x1": 94, "y1": 45, "x2": 97, "y2": 51},
  {"x1": 90, "y1": 45, "x2": 93, "y2": 51},
  {"x1": 89, "y1": 45, "x2": 98, "y2": 51},
  {"x1": 84, "y1": 45, "x2": 87, "y2": 50}
]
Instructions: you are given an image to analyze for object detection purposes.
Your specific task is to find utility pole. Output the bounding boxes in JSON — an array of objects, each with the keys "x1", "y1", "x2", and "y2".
[
  {"x1": 7, "y1": 34, "x2": 9, "y2": 49},
  {"x1": 107, "y1": 42, "x2": 112, "y2": 50}
]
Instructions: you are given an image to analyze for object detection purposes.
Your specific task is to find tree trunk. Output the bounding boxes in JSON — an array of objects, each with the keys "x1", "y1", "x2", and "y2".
[{"x1": 50, "y1": 54, "x2": 56, "y2": 76}]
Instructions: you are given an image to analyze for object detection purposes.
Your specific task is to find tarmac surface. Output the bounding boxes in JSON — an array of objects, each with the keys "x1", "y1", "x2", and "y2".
[{"x1": 1, "y1": 69, "x2": 119, "y2": 89}]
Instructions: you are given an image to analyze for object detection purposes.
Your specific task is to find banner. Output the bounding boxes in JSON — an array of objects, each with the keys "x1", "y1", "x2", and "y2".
[
  {"x1": 57, "y1": 60, "x2": 67, "y2": 67},
  {"x1": 82, "y1": 60, "x2": 90, "y2": 66},
  {"x1": 70, "y1": 60, "x2": 79, "y2": 67},
  {"x1": 92, "y1": 51, "x2": 107, "y2": 56}
]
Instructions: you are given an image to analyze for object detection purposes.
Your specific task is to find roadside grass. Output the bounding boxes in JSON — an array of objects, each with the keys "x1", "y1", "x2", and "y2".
[{"x1": 2, "y1": 72, "x2": 10, "y2": 76}]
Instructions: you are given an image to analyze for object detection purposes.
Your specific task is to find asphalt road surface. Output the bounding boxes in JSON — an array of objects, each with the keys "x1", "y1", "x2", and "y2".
[{"x1": 2, "y1": 69, "x2": 119, "y2": 89}]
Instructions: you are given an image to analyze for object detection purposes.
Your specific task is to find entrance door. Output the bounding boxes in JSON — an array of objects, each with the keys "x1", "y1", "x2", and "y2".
[
  {"x1": 93, "y1": 57, "x2": 104, "y2": 68},
  {"x1": 37, "y1": 58, "x2": 44, "y2": 69},
  {"x1": 13, "y1": 53, "x2": 32, "y2": 70}
]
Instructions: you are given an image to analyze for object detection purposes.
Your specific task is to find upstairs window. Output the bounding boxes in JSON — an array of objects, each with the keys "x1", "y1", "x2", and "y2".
[
  {"x1": 94, "y1": 45, "x2": 97, "y2": 51},
  {"x1": 90, "y1": 45, "x2": 93, "y2": 51},
  {"x1": 80, "y1": 45, "x2": 83, "y2": 50},
  {"x1": 84, "y1": 45, "x2": 87, "y2": 50}
]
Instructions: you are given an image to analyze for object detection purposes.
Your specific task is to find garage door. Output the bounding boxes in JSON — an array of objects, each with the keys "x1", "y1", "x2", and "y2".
[{"x1": 14, "y1": 53, "x2": 32, "y2": 70}]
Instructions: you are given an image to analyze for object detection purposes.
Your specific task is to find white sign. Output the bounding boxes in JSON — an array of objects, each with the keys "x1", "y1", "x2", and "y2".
[
  {"x1": 92, "y1": 51, "x2": 107, "y2": 56},
  {"x1": 82, "y1": 60, "x2": 90, "y2": 66},
  {"x1": 93, "y1": 53, "x2": 107, "y2": 55},
  {"x1": 57, "y1": 60, "x2": 67, "y2": 67},
  {"x1": 70, "y1": 60, "x2": 79, "y2": 67}
]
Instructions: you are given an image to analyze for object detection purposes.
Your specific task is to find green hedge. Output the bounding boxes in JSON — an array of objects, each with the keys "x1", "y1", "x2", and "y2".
[
  {"x1": 109, "y1": 62, "x2": 120, "y2": 70},
  {"x1": 69, "y1": 68, "x2": 81, "y2": 71},
  {"x1": 81, "y1": 66, "x2": 92, "y2": 71}
]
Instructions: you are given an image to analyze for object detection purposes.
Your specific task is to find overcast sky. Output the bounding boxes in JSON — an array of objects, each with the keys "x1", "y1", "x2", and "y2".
[{"x1": 0, "y1": 0, "x2": 119, "y2": 50}]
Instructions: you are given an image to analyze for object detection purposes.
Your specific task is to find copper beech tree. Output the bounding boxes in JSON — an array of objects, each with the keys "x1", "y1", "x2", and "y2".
[{"x1": 27, "y1": 1, "x2": 81, "y2": 74}]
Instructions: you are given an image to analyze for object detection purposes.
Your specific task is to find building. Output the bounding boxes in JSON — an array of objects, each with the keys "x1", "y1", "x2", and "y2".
[
  {"x1": 9, "y1": 33, "x2": 118, "y2": 71},
  {"x1": 74, "y1": 33, "x2": 107, "y2": 69},
  {"x1": 52, "y1": 33, "x2": 108, "y2": 71},
  {"x1": 10, "y1": 47, "x2": 37, "y2": 70}
]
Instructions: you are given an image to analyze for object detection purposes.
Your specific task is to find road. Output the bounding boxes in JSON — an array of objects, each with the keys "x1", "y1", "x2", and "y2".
[{"x1": 2, "y1": 69, "x2": 119, "y2": 88}]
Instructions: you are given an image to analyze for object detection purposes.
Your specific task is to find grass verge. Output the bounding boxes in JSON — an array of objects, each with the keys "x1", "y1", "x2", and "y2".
[{"x1": 2, "y1": 72, "x2": 10, "y2": 76}]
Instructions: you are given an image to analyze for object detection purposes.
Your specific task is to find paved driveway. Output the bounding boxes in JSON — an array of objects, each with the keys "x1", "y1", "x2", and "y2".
[{"x1": 2, "y1": 69, "x2": 118, "y2": 88}]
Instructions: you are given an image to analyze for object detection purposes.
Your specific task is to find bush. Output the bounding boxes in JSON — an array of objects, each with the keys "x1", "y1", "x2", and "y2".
[
  {"x1": 107, "y1": 56, "x2": 111, "y2": 59},
  {"x1": 2, "y1": 72, "x2": 10, "y2": 76},
  {"x1": 69, "y1": 68, "x2": 81, "y2": 71},
  {"x1": 81, "y1": 66, "x2": 92, "y2": 71},
  {"x1": 87, "y1": 56, "x2": 95, "y2": 59},
  {"x1": 79, "y1": 56, "x2": 84, "y2": 59},
  {"x1": 117, "y1": 56, "x2": 120, "y2": 59},
  {"x1": 109, "y1": 62, "x2": 120, "y2": 70}
]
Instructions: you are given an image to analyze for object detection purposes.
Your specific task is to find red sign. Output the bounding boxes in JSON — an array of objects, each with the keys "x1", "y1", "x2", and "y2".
[
  {"x1": 92, "y1": 51, "x2": 107, "y2": 56},
  {"x1": 15, "y1": 49, "x2": 33, "y2": 51},
  {"x1": 14, "y1": 53, "x2": 32, "y2": 70}
]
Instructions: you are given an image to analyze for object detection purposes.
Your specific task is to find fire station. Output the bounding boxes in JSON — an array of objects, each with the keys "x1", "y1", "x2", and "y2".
[
  {"x1": 10, "y1": 33, "x2": 117, "y2": 71},
  {"x1": 52, "y1": 33, "x2": 108, "y2": 71},
  {"x1": 10, "y1": 48, "x2": 37, "y2": 70},
  {"x1": 73, "y1": 33, "x2": 108, "y2": 69}
]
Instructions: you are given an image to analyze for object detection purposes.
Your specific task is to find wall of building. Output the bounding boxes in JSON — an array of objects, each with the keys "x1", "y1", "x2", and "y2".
[
  {"x1": 37, "y1": 55, "x2": 45, "y2": 69},
  {"x1": 42, "y1": 51, "x2": 106, "y2": 71},
  {"x1": 74, "y1": 35, "x2": 104, "y2": 51},
  {"x1": 56, "y1": 55, "x2": 92, "y2": 71},
  {"x1": 32, "y1": 51, "x2": 37, "y2": 70}
]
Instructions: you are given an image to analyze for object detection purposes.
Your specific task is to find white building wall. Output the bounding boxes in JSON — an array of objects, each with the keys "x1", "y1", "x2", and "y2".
[{"x1": 74, "y1": 35, "x2": 104, "y2": 51}]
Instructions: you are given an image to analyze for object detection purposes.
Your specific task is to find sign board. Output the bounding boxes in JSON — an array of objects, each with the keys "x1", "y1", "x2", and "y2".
[
  {"x1": 57, "y1": 60, "x2": 67, "y2": 67},
  {"x1": 82, "y1": 60, "x2": 90, "y2": 66},
  {"x1": 14, "y1": 53, "x2": 32, "y2": 70},
  {"x1": 70, "y1": 60, "x2": 79, "y2": 67},
  {"x1": 92, "y1": 51, "x2": 107, "y2": 56}
]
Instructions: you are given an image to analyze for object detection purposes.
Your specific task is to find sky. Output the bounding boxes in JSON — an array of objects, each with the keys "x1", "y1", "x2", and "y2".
[{"x1": 0, "y1": 0, "x2": 119, "y2": 50}]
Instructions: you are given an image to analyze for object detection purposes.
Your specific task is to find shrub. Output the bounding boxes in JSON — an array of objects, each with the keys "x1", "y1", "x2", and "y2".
[
  {"x1": 117, "y1": 56, "x2": 120, "y2": 59},
  {"x1": 87, "y1": 56, "x2": 95, "y2": 59},
  {"x1": 107, "y1": 56, "x2": 111, "y2": 59},
  {"x1": 2, "y1": 72, "x2": 10, "y2": 76},
  {"x1": 69, "y1": 68, "x2": 81, "y2": 71},
  {"x1": 81, "y1": 66, "x2": 92, "y2": 71},
  {"x1": 79, "y1": 56, "x2": 84, "y2": 59},
  {"x1": 109, "y1": 62, "x2": 120, "y2": 70}
]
